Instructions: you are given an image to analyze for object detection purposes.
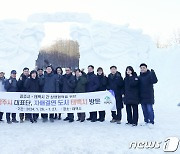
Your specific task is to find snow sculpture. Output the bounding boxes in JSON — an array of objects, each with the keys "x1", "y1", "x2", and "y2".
[
  {"x1": 0, "y1": 19, "x2": 44, "y2": 76},
  {"x1": 70, "y1": 21, "x2": 156, "y2": 73}
]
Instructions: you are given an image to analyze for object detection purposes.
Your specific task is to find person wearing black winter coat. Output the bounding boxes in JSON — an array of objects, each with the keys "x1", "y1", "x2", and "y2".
[
  {"x1": 17, "y1": 67, "x2": 30, "y2": 92},
  {"x1": 37, "y1": 68, "x2": 44, "y2": 120},
  {"x1": 97, "y1": 67, "x2": 107, "y2": 122},
  {"x1": 74, "y1": 69, "x2": 87, "y2": 122},
  {"x1": 61, "y1": 70, "x2": 76, "y2": 93},
  {"x1": 62, "y1": 67, "x2": 76, "y2": 122},
  {"x1": 107, "y1": 66, "x2": 124, "y2": 124},
  {"x1": 124, "y1": 66, "x2": 139, "y2": 126},
  {"x1": 86, "y1": 68, "x2": 99, "y2": 93},
  {"x1": 86, "y1": 65, "x2": 100, "y2": 122},
  {"x1": 139, "y1": 63, "x2": 158, "y2": 125},
  {"x1": 53, "y1": 67, "x2": 63, "y2": 120},
  {"x1": 4, "y1": 70, "x2": 19, "y2": 124},
  {"x1": 24, "y1": 70, "x2": 40, "y2": 123},
  {"x1": 17, "y1": 67, "x2": 30, "y2": 122},
  {"x1": 37, "y1": 68, "x2": 44, "y2": 92},
  {"x1": 39, "y1": 66, "x2": 60, "y2": 122}
]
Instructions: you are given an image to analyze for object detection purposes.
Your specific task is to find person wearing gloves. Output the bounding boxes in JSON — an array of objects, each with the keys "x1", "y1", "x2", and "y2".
[{"x1": 139, "y1": 63, "x2": 158, "y2": 127}]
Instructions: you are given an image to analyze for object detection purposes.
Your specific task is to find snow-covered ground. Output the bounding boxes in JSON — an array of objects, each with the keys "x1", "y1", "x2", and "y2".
[{"x1": 0, "y1": 101, "x2": 179, "y2": 154}]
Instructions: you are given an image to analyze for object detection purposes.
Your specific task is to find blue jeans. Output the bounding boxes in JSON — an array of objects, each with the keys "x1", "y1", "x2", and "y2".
[{"x1": 141, "y1": 104, "x2": 154, "y2": 124}]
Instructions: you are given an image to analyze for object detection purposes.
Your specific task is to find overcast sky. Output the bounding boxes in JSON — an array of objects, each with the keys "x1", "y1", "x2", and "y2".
[{"x1": 0, "y1": 0, "x2": 180, "y2": 46}]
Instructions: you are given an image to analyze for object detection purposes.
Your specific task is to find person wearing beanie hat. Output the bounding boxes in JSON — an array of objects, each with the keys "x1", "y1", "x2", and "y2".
[{"x1": 11, "y1": 70, "x2": 17, "y2": 74}]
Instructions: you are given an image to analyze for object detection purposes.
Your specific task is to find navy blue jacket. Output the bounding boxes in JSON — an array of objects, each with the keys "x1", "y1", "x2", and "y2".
[
  {"x1": 62, "y1": 73, "x2": 76, "y2": 93},
  {"x1": 4, "y1": 77, "x2": 18, "y2": 92},
  {"x1": 139, "y1": 70, "x2": 158, "y2": 104},
  {"x1": 86, "y1": 72, "x2": 99, "y2": 92},
  {"x1": 38, "y1": 74, "x2": 44, "y2": 92},
  {"x1": 124, "y1": 73, "x2": 139, "y2": 105},
  {"x1": 107, "y1": 72, "x2": 124, "y2": 109},
  {"x1": 40, "y1": 72, "x2": 59, "y2": 93}
]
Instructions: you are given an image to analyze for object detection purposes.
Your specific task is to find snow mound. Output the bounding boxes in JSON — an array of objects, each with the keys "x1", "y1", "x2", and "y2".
[{"x1": 0, "y1": 19, "x2": 44, "y2": 76}]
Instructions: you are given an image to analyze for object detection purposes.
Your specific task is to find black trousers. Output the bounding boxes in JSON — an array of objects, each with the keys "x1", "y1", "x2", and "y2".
[
  {"x1": 54, "y1": 113, "x2": 61, "y2": 119},
  {"x1": 98, "y1": 111, "x2": 105, "y2": 120},
  {"x1": 90, "y1": 111, "x2": 97, "y2": 120},
  {"x1": 0, "y1": 112, "x2": 3, "y2": 120},
  {"x1": 126, "y1": 104, "x2": 138, "y2": 125},
  {"x1": 68, "y1": 113, "x2": 74, "y2": 120},
  {"x1": 28, "y1": 113, "x2": 39, "y2": 121},
  {"x1": 41, "y1": 114, "x2": 54, "y2": 119},
  {"x1": 111, "y1": 108, "x2": 122, "y2": 121},
  {"x1": 6, "y1": 113, "x2": 16, "y2": 121},
  {"x1": 77, "y1": 113, "x2": 85, "y2": 121},
  {"x1": 19, "y1": 113, "x2": 29, "y2": 120}
]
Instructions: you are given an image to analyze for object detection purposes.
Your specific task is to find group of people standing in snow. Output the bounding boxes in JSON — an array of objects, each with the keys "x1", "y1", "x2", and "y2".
[{"x1": 0, "y1": 63, "x2": 158, "y2": 127}]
